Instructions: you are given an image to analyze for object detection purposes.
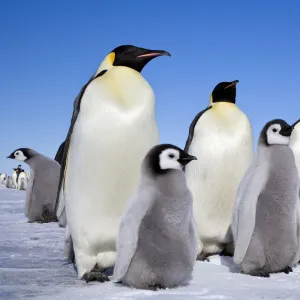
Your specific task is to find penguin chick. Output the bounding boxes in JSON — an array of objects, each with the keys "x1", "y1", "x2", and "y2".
[
  {"x1": 6, "y1": 176, "x2": 13, "y2": 188},
  {"x1": 113, "y1": 144, "x2": 198, "y2": 290},
  {"x1": 7, "y1": 148, "x2": 60, "y2": 223},
  {"x1": 232, "y1": 118, "x2": 300, "y2": 277}
]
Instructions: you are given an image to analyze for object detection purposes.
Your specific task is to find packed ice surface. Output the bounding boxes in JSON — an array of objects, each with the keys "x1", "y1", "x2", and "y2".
[{"x1": 1, "y1": 185, "x2": 300, "y2": 300}]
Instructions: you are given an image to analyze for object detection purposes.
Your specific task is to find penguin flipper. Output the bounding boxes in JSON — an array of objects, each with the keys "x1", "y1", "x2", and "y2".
[
  {"x1": 232, "y1": 158, "x2": 268, "y2": 264},
  {"x1": 54, "y1": 141, "x2": 66, "y2": 165},
  {"x1": 54, "y1": 70, "x2": 108, "y2": 214},
  {"x1": 112, "y1": 185, "x2": 157, "y2": 283},
  {"x1": 184, "y1": 105, "x2": 212, "y2": 153}
]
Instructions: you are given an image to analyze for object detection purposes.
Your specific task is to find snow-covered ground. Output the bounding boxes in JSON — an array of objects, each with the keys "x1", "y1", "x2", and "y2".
[{"x1": 1, "y1": 185, "x2": 300, "y2": 300}]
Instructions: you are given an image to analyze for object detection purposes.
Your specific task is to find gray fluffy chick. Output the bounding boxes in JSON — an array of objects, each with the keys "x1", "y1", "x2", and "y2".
[
  {"x1": 232, "y1": 118, "x2": 300, "y2": 277},
  {"x1": 7, "y1": 148, "x2": 60, "y2": 223},
  {"x1": 113, "y1": 143, "x2": 199, "y2": 290}
]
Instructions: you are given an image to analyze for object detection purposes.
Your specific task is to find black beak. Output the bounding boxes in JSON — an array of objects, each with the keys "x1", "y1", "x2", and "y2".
[
  {"x1": 136, "y1": 49, "x2": 171, "y2": 59},
  {"x1": 291, "y1": 119, "x2": 300, "y2": 129},
  {"x1": 224, "y1": 80, "x2": 239, "y2": 89},
  {"x1": 178, "y1": 155, "x2": 197, "y2": 166},
  {"x1": 7, "y1": 153, "x2": 14, "y2": 159}
]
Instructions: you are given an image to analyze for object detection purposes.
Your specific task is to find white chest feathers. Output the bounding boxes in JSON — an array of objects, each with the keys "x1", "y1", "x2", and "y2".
[
  {"x1": 65, "y1": 66, "x2": 159, "y2": 258},
  {"x1": 290, "y1": 123, "x2": 300, "y2": 177},
  {"x1": 185, "y1": 102, "x2": 254, "y2": 246}
]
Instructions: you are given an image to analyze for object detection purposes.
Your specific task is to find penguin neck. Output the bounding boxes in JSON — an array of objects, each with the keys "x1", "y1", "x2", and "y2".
[{"x1": 91, "y1": 66, "x2": 155, "y2": 111}]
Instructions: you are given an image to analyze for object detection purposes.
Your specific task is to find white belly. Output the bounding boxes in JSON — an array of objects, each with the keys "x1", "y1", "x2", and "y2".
[
  {"x1": 65, "y1": 67, "x2": 159, "y2": 268},
  {"x1": 290, "y1": 125, "x2": 300, "y2": 178},
  {"x1": 185, "y1": 104, "x2": 253, "y2": 251}
]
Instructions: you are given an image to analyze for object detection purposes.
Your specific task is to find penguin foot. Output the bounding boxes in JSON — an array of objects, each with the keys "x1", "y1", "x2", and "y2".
[
  {"x1": 82, "y1": 271, "x2": 110, "y2": 283},
  {"x1": 279, "y1": 266, "x2": 293, "y2": 274},
  {"x1": 148, "y1": 283, "x2": 163, "y2": 291},
  {"x1": 241, "y1": 270, "x2": 270, "y2": 278},
  {"x1": 196, "y1": 252, "x2": 210, "y2": 262},
  {"x1": 82, "y1": 264, "x2": 110, "y2": 283},
  {"x1": 41, "y1": 208, "x2": 58, "y2": 223},
  {"x1": 219, "y1": 249, "x2": 233, "y2": 257}
]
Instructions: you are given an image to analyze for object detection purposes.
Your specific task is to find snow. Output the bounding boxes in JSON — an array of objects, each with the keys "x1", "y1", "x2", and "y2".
[{"x1": 1, "y1": 185, "x2": 300, "y2": 300}]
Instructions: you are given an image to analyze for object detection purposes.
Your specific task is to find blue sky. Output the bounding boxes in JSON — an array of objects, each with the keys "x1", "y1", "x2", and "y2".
[{"x1": 1, "y1": 0, "x2": 300, "y2": 173}]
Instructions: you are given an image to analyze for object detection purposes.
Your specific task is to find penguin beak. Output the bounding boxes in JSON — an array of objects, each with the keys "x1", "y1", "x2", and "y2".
[
  {"x1": 291, "y1": 119, "x2": 300, "y2": 129},
  {"x1": 224, "y1": 80, "x2": 239, "y2": 89},
  {"x1": 7, "y1": 153, "x2": 14, "y2": 159},
  {"x1": 136, "y1": 50, "x2": 171, "y2": 59},
  {"x1": 178, "y1": 155, "x2": 197, "y2": 166}
]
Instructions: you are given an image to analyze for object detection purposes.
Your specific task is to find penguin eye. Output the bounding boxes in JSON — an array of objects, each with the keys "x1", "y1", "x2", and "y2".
[
  {"x1": 15, "y1": 152, "x2": 19, "y2": 156},
  {"x1": 272, "y1": 128, "x2": 278, "y2": 133},
  {"x1": 169, "y1": 154, "x2": 175, "y2": 159}
]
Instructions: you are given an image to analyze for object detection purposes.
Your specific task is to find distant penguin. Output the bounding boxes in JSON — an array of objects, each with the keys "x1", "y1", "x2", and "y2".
[
  {"x1": 0, "y1": 173, "x2": 7, "y2": 184},
  {"x1": 290, "y1": 122, "x2": 300, "y2": 177},
  {"x1": 6, "y1": 176, "x2": 13, "y2": 188},
  {"x1": 11, "y1": 169, "x2": 18, "y2": 189},
  {"x1": 184, "y1": 80, "x2": 254, "y2": 260},
  {"x1": 232, "y1": 119, "x2": 300, "y2": 277},
  {"x1": 7, "y1": 148, "x2": 60, "y2": 223},
  {"x1": 113, "y1": 144, "x2": 198, "y2": 290},
  {"x1": 56, "y1": 45, "x2": 170, "y2": 282},
  {"x1": 17, "y1": 171, "x2": 28, "y2": 190}
]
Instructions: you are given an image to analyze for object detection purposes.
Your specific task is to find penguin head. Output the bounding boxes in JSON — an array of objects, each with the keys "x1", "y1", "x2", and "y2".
[
  {"x1": 7, "y1": 148, "x2": 33, "y2": 161},
  {"x1": 210, "y1": 80, "x2": 239, "y2": 104},
  {"x1": 95, "y1": 45, "x2": 171, "y2": 75},
  {"x1": 261, "y1": 119, "x2": 300, "y2": 146},
  {"x1": 146, "y1": 144, "x2": 197, "y2": 175}
]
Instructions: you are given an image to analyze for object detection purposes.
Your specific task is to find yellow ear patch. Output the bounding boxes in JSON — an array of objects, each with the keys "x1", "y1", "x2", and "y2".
[
  {"x1": 209, "y1": 94, "x2": 213, "y2": 104},
  {"x1": 108, "y1": 52, "x2": 115, "y2": 65}
]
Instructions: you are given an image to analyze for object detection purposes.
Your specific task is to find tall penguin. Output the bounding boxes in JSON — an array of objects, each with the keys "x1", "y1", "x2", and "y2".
[
  {"x1": 55, "y1": 45, "x2": 170, "y2": 282},
  {"x1": 290, "y1": 122, "x2": 300, "y2": 177},
  {"x1": 184, "y1": 80, "x2": 254, "y2": 260},
  {"x1": 232, "y1": 119, "x2": 300, "y2": 277}
]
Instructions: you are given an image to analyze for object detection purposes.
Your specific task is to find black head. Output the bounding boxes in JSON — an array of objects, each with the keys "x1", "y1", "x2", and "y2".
[
  {"x1": 145, "y1": 144, "x2": 197, "y2": 175},
  {"x1": 260, "y1": 118, "x2": 300, "y2": 146},
  {"x1": 7, "y1": 148, "x2": 33, "y2": 161},
  {"x1": 211, "y1": 80, "x2": 239, "y2": 104},
  {"x1": 110, "y1": 45, "x2": 171, "y2": 73}
]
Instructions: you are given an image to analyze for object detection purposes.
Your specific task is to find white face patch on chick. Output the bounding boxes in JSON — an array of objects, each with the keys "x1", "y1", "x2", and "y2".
[
  {"x1": 266, "y1": 124, "x2": 290, "y2": 146},
  {"x1": 13, "y1": 150, "x2": 27, "y2": 162},
  {"x1": 159, "y1": 148, "x2": 182, "y2": 170}
]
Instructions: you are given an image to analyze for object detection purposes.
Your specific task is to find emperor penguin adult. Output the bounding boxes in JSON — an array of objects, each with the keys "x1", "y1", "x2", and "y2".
[
  {"x1": 290, "y1": 122, "x2": 300, "y2": 177},
  {"x1": 184, "y1": 80, "x2": 254, "y2": 260},
  {"x1": 113, "y1": 144, "x2": 198, "y2": 290},
  {"x1": 7, "y1": 148, "x2": 60, "y2": 223},
  {"x1": 55, "y1": 45, "x2": 171, "y2": 282},
  {"x1": 17, "y1": 171, "x2": 28, "y2": 190},
  {"x1": 232, "y1": 119, "x2": 300, "y2": 277}
]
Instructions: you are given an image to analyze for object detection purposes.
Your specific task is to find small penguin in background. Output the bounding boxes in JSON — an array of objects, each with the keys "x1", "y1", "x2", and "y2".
[
  {"x1": 17, "y1": 171, "x2": 28, "y2": 190},
  {"x1": 232, "y1": 119, "x2": 300, "y2": 277},
  {"x1": 0, "y1": 173, "x2": 7, "y2": 184},
  {"x1": 113, "y1": 144, "x2": 198, "y2": 290},
  {"x1": 6, "y1": 176, "x2": 14, "y2": 188},
  {"x1": 7, "y1": 148, "x2": 60, "y2": 223},
  {"x1": 184, "y1": 80, "x2": 254, "y2": 260},
  {"x1": 56, "y1": 45, "x2": 170, "y2": 282},
  {"x1": 290, "y1": 122, "x2": 300, "y2": 177},
  {"x1": 12, "y1": 165, "x2": 24, "y2": 189}
]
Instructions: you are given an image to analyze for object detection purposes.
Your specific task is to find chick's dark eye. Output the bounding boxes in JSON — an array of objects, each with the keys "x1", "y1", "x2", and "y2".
[
  {"x1": 272, "y1": 128, "x2": 277, "y2": 133},
  {"x1": 169, "y1": 154, "x2": 175, "y2": 159}
]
